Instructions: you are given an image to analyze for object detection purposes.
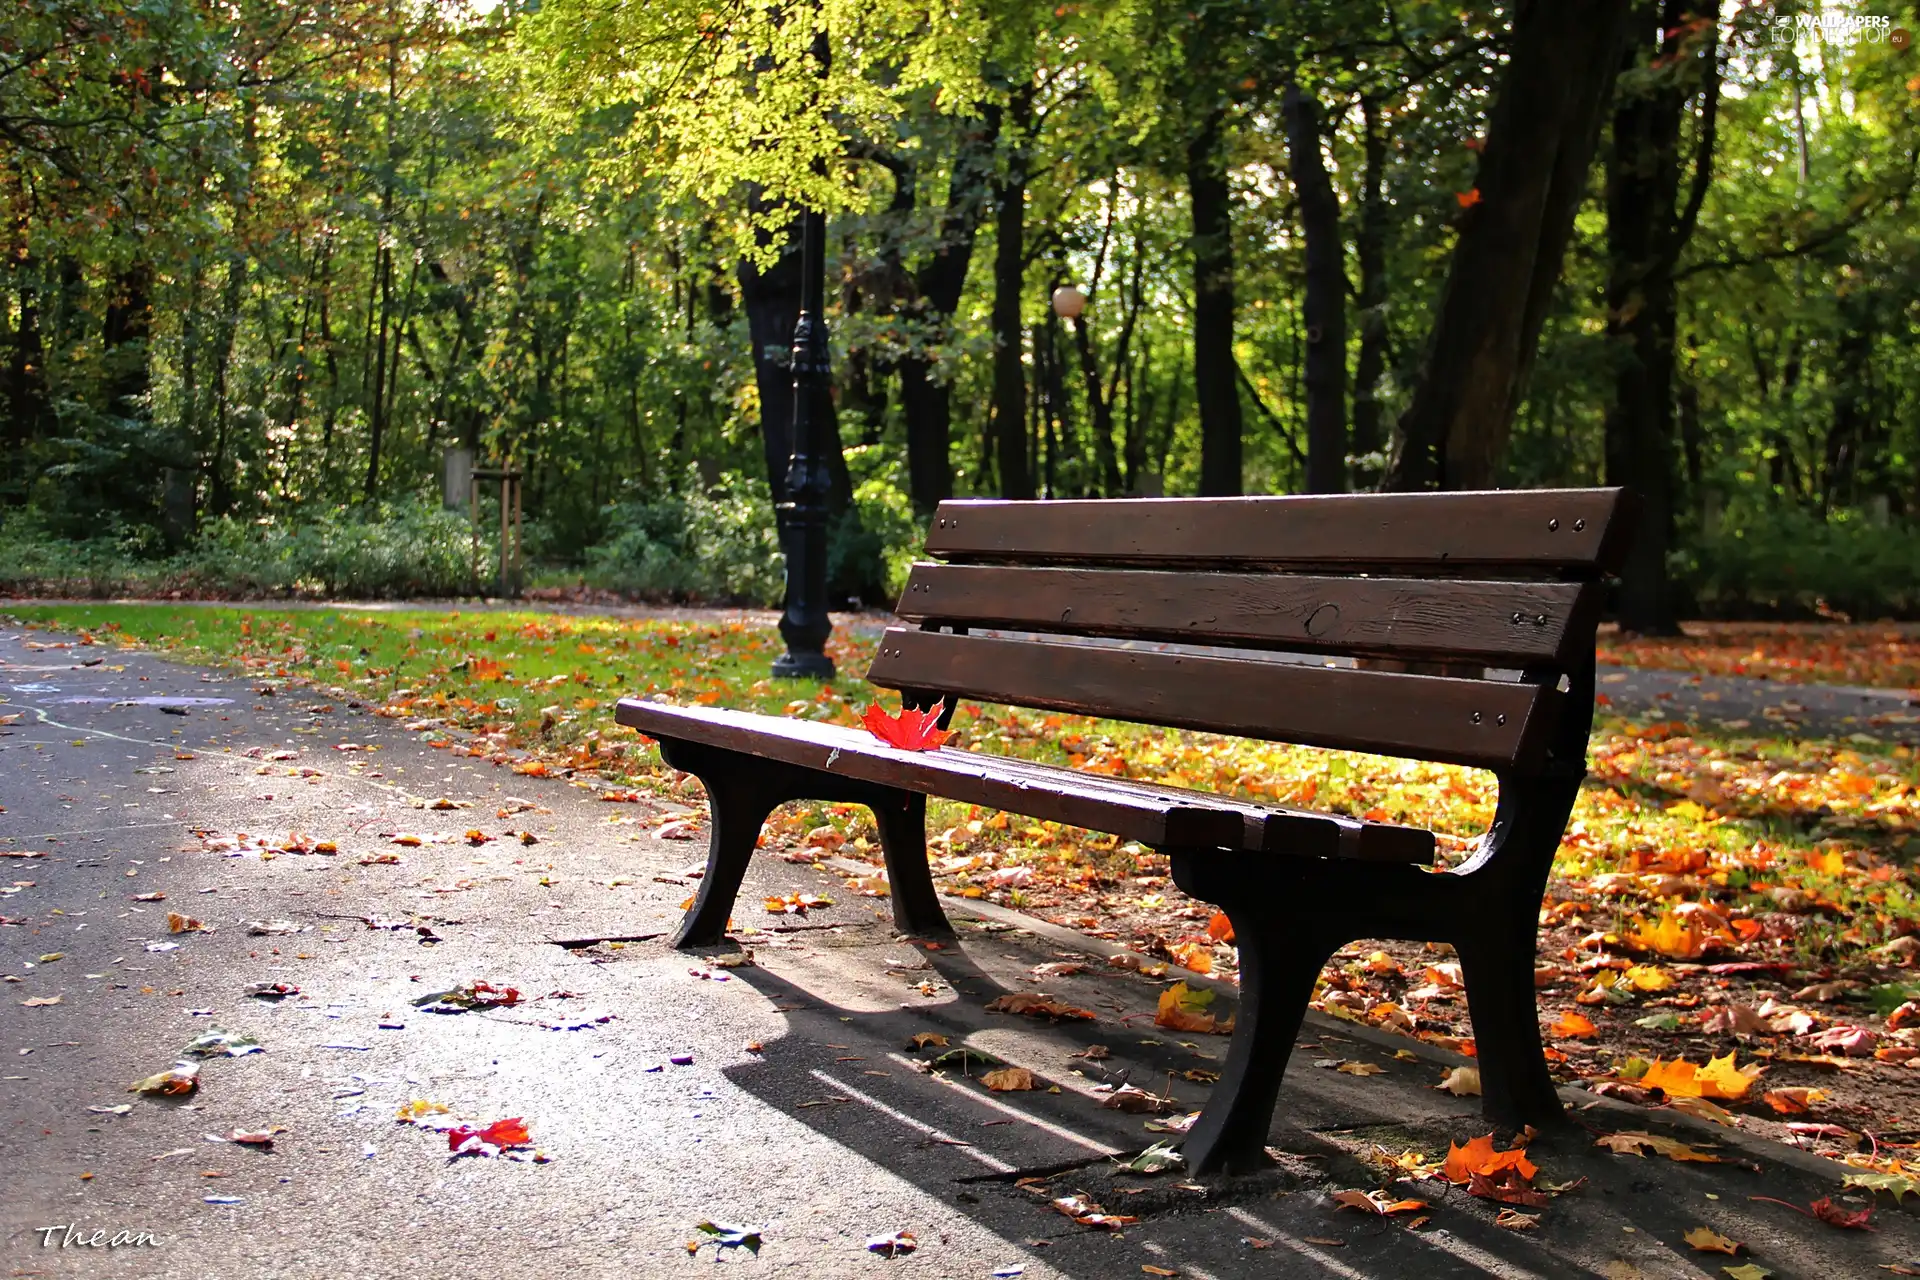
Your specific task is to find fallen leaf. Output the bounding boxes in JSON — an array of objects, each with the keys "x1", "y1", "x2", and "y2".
[
  {"x1": 981, "y1": 1067, "x2": 1035, "y2": 1092},
  {"x1": 1101, "y1": 1084, "x2": 1174, "y2": 1114},
  {"x1": 1594, "y1": 1131, "x2": 1724, "y2": 1163},
  {"x1": 1155, "y1": 981, "x2": 1232, "y2": 1035},
  {"x1": 1722, "y1": 1266, "x2": 1772, "y2": 1280},
  {"x1": 1441, "y1": 1134, "x2": 1538, "y2": 1187},
  {"x1": 166, "y1": 912, "x2": 208, "y2": 934},
  {"x1": 181, "y1": 1029, "x2": 263, "y2": 1058},
  {"x1": 866, "y1": 1231, "x2": 916, "y2": 1258},
  {"x1": 1116, "y1": 1142, "x2": 1185, "y2": 1175},
  {"x1": 1551, "y1": 1010, "x2": 1598, "y2": 1040},
  {"x1": 1436, "y1": 1066, "x2": 1481, "y2": 1096},
  {"x1": 1142, "y1": 1267, "x2": 1179, "y2": 1278},
  {"x1": 861, "y1": 701, "x2": 951, "y2": 751},
  {"x1": 1640, "y1": 1052, "x2": 1760, "y2": 1101},
  {"x1": 1495, "y1": 1209, "x2": 1540, "y2": 1230},
  {"x1": 1337, "y1": 1061, "x2": 1385, "y2": 1077},
  {"x1": 21, "y1": 995, "x2": 60, "y2": 1007},
  {"x1": 1331, "y1": 1189, "x2": 1427, "y2": 1215},
  {"x1": 907, "y1": 1033, "x2": 949, "y2": 1050},
  {"x1": 129, "y1": 1063, "x2": 199, "y2": 1097},
  {"x1": 448, "y1": 1116, "x2": 532, "y2": 1155},
  {"x1": 1685, "y1": 1226, "x2": 1744, "y2": 1255},
  {"x1": 1761, "y1": 1087, "x2": 1827, "y2": 1114},
  {"x1": 985, "y1": 993, "x2": 1096, "y2": 1021},
  {"x1": 693, "y1": 1221, "x2": 763, "y2": 1255}
]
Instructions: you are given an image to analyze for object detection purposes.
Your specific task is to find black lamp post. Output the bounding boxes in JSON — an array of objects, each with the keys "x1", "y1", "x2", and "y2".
[{"x1": 771, "y1": 200, "x2": 837, "y2": 680}]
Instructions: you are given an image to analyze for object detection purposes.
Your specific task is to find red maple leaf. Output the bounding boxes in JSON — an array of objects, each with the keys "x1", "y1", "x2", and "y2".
[
  {"x1": 861, "y1": 700, "x2": 951, "y2": 751},
  {"x1": 1456, "y1": 187, "x2": 1483, "y2": 208},
  {"x1": 448, "y1": 1116, "x2": 532, "y2": 1153}
]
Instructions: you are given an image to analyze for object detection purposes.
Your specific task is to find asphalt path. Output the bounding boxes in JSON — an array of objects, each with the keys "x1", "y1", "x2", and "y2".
[{"x1": 2, "y1": 624, "x2": 1918, "y2": 1278}]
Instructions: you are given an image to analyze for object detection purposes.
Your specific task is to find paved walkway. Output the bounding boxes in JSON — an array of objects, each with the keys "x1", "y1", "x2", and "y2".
[{"x1": 2, "y1": 626, "x2": 1918, "y2": 1277}]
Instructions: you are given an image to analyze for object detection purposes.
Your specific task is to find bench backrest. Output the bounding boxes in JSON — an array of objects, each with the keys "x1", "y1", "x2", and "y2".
[{"x1": 866, "y1": 489, "x2": 1633, "y2": 775}]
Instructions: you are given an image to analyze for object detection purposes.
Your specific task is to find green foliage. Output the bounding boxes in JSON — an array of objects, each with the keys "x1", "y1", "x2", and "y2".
[
  {"x1": 584, "y1": 472, "x2": 786, "y2": 604},
  {"x1": 0, "y1": 498, "x2": 488, "y2": 599},
  {"x1": 1677, "y1": 502, "x2": 1920, "y2": 620}
]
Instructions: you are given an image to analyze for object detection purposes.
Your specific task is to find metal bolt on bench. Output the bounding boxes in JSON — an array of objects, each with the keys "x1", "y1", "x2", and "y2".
[{"x1": 616, "y1": 487, "x2": 1635, "y2": 1175}]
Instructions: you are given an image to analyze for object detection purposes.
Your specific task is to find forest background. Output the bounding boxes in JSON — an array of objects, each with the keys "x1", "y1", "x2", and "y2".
[{"x1": 3, "y1": 0, "x2": 1918, "y2": 628}]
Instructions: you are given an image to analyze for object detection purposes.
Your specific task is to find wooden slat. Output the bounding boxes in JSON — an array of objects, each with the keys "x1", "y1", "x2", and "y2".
[
  {"x1": 867, "y1": 628, "x2": 1553, "y2": 771},
  {"x1": 923, "y1": 489, "x2": 1633, "y2": 574},
  {"x1": 896, "y1": 563, "x2": 1598, "y2": 666},
  {"x1": 613, "y1": 700, "x2": 1434, "y2": 862}
]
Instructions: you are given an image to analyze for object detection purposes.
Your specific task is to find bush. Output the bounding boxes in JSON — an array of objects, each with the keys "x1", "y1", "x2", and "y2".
[
  {"x1": 0, "y1": 497, "x2": 492, "y2": 599},
  {"x1": 585, "y1": 471, "x2": 786, "y2": 604},
  {"x1": 1677, "y1": 501, "x2": 1920, "y2": 619}
]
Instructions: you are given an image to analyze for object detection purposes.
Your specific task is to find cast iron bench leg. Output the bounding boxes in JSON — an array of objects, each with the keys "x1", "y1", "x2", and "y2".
[
  {"x1": 872, "y1": 791, "x2": 952, "y2": 937},
  {"x1": 673, "y1": 768, "x2": 783, "y2": 948},
  {"x1": 1171, "y1": 856, "x2": 1343, "y2": 1176}
]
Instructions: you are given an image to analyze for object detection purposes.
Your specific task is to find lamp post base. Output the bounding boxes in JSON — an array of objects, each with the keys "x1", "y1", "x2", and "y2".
[{"x1": 771, "y1": 649, "x2": 837, "y2": 681}]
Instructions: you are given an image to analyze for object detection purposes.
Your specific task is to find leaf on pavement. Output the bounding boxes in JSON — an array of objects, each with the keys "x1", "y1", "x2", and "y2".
[
  {"x1": 1331, "y1": 1189, "x2": 1427, "y2": 1215},
  {"x1": 21, "y1": 995, "x2": 60, "y2": 1007},
  {"x1": 865, "y1": 1231, "x2": 916, "y2": 1257},
  {"x1": 692, "y1": 1221, "x2": 764, "y2": 1255},
  {"x1": 1550, "y1": 1010, "x2": 1598, "y2": 1039},
  {"x1": 1640, "y1": 1052, "x2": 1761, "y2": 1101},
  {"x1": 985, "y1": 993, "x2": 1096, "y2": 1021},
  {"x1": 907, "y1": 1033, "x2": 948, "y2": 1051},
  {"x1": 448, "y1": 1116, "x2": 532, "y2": 1156},
  {"x1": 181, "y1": 1028, "x2": 263, "y2": 1058},
  {"x1": 1495, "y1": 1209, "x2": 1540, "y2": 1230},
  {"x1": 1684, "y1": 1226, "x2": 1744, "y2": 1255},
  {"x1": 1155, "y1": 981, "x2": 1232, "y2": 1035},
  {"x1": 1722, "y1": 1266, "x2": 1772, "y2": 1280},
  {"x1": 1844, "y1": 1171, "x2": 1920, "y2": 1201},
  {"x1": 1436, "y1": 1066, "x2": 1481, "y2": 1096},
  {"x1": 1594, "y1": 1131, "x2": 1724, "y2": 1163},
  {"x1": 167, "y1": 912, "x2": 209, "y2": 934},
  {"x1": 129, "y1": 1063, "x2": 199, "y2": 1097},
  {"x1": 1116, "y1": 1142, "x2": 1185, "y2": 1175},
  {"x1": 1761, "y1": 1087, "x2": 1827, "y2": 1114},
  {"x1": 980, "y1": 1067, "x2": 1035, "y2": 1092}
]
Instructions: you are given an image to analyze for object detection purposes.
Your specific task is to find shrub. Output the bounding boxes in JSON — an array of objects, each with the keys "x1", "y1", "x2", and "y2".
[
  {"x1": 585, "y1": 471, "x2": 786, "y2": 604},
  {"x1": 1676, "y1": 501, "x2": 1920, "y2": 619}
]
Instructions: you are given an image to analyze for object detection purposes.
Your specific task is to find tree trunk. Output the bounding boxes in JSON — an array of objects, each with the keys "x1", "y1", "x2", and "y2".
[
  {"x1": 1386, "y1": 0, "x2": 1633, "y2": 491},
  {"x1": 1284, "y1": 78, "x2": 1347, "y2": 494},
  {"x1": 1351, "y1": 96, "x2": 1391, "y2": 478},
  {"x1": 1604, "y1": 1, "x2": 1719, "y2": 635},
  {"x1": 1188, "y1": 107, "x2": 1243, "y2": 496},
  {"x1": 989, "y1": 83, "x2": 1036, "y2": 500},
  {"x1": 899, "y1": 111, "x2": 1002, "y2": 512}
]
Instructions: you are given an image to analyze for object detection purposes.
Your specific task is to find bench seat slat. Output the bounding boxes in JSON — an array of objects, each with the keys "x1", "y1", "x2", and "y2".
[
  {"x1": 896, "y1": 563, "x2": 1596, "y2": 666},
  {"x1": 614, "y1": 700, "x2": 1435, "y2": 863},
  {"x1": 924, "y1": 489, "x2": 1632, "y2": 574},
  {"x1": 867, "y1": 627, "x2": 1552, "y2": 771}
]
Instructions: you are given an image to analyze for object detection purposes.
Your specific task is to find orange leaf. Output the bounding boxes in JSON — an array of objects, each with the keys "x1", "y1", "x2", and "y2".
[
  {"x1": 1332, "y1": 1189, "x2": 1427, "y2": 1215},
  {"x1": 1456, "y1": 187, "x2": 1482, "y2": 208},
  {"x1": 1441, "y1": 1134, "x2": 1538, "y2": 1187},
  {"x1": 1550, "y1": 1010, "x2": 1597, "y2": 1040},
  {"x1": 1206, "y1": 911, "x2": 1235, "y2": 944}
]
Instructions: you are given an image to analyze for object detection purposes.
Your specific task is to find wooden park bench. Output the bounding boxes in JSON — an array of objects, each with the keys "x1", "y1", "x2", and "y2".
[{"x1": 614, "y1": 489, "x2": 1633, "y2": 1174}]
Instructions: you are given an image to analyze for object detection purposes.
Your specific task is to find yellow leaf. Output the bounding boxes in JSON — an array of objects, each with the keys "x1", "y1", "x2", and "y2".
[
  {"x1": 1721, "y1": 1265, "x2": 1772, "y2": 1280},
  {"x1": 908, "y1": 1033, "x2": 949, "y2": 1050},
  {"x1": 1337, "y1": 1061, "x2": 1385, "y2": 1077},
  {"x1": 1684, "y1": 1226, "x2": 1743, "y2": 1255},
  {"x1": 1436, "y1": 1066, "x2": 1481, "y2": 1096},
  {"x1": 1156, "y1": 981, "x2": 1232, "y2": 1035},
  {"x1": 1624, "y1": 965, "x2": 1675, "y2": 992},
  {"x1": 1640, "y1": 1052, "x2": 1759, "y2": 1101}
]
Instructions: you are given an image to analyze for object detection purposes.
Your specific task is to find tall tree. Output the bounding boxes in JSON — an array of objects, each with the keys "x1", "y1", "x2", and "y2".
[
  {"x1": 1386, "y1": 0, "x2": 1633, "y2": 491},
  {"x1": 1284, "y1": 75, "x2": 1347, "y2": 494},
  {"x1": 1604, "y1": 2, "x2": 1720, "y2": 635},
  {"x1": 988, "y1": 80, "x2": 1037, "y2": 499}
]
